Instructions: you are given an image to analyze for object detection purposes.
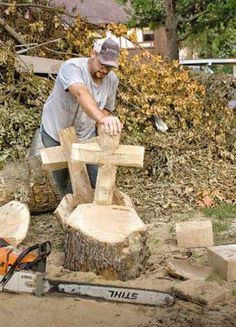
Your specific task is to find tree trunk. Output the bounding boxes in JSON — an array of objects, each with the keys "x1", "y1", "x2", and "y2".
[
  {"x1": 0, "y1": 157, "x2": 60, "y2": 213},
  {"x1": 165, "y1": 0, "x2": 179, "y2": 60},
  {"x1": 64, "y1": 202, "x2": 150, "y2": 281}
]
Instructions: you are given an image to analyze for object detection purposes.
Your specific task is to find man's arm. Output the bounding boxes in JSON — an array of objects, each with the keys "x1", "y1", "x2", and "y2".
[{"x1": 68, "y1": 83, "x2": 122, "y2": 136}]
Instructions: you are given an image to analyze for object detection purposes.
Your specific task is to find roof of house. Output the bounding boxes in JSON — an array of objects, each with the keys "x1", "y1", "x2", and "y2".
[{"x1": 52, "y1": 0, "x2": 130, "y2": 24}]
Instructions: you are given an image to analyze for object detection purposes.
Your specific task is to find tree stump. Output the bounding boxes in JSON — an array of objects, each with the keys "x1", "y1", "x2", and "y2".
[{"x1": 64, "y1": 203, "x2": 149, "y2": 280}]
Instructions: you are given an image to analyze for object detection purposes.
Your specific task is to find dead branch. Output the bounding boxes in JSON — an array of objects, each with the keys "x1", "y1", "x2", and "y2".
[
  {"x1": 44, "y1": 47, "x2": 80, "y2": 57},
  {"x1": 16, "y1": 37, "x2": 63, "y2": 54},
  {"x1": 0, "y1": 16, "x2": 25, "y2": 44}
]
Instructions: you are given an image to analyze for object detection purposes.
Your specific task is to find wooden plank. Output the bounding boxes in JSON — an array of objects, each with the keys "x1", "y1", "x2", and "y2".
[
  {"x1": 72, "y1": 126, "x2": 144, "y2": 205},
  {"x1": 72, "y1": 143, "x2": 145, "y2": 167},
  {"x1": 94, "y1": 163, "x2": 117, "y2": 205},
  {"x1": 40, "y1": 136, "x2": 99, "y2": 171},
  {"x1": 16, "y1": 55, "x2": 63, "y2": 74},
  {"x1": 58, "y1": 128, "x2": 93, "y2": 205},
  {"x1": 40, "y1": 146, "x2": 67, "y2": 171}
]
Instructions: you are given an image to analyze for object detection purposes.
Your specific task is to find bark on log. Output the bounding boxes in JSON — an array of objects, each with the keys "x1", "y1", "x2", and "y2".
[{"x1": 0, "y1": 157, "x2": 60, "y2": 213}]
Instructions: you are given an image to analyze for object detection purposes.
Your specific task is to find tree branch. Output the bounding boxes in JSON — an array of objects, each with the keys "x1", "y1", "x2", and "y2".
[
  {"x1": 0, "y1": 16, "x2": 25, "y2": 44},
  {"x1": 16, "y1": 37, "x2": 63, "y2": 54},
  {"x1": 178, "y1": 9, "x2": 209, "y2": 24}
]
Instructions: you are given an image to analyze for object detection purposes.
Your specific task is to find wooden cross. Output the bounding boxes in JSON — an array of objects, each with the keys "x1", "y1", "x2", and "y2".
[{"x1": 71, "y1": 126, "x2": 144, "y2": 205}]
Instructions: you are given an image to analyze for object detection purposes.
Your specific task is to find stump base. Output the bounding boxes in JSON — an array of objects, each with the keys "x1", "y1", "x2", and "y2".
[{"x1": 64, "y1": 203, "x2": 150, "y2": 281}]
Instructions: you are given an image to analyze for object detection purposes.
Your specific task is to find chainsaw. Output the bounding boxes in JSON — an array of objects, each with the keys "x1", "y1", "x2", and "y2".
[{"x1": 0, "y1": 238, "x2": 175, "y2": 307}]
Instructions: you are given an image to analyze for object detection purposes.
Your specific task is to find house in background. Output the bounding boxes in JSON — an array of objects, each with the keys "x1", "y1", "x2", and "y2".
[{"x1": 52, "y1": 0, "x2": 168, "y2": 57}]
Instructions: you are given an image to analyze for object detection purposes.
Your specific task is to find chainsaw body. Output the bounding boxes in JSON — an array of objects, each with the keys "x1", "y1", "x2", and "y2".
[{"x1": 0, "y1": 238, "x2": 51, "y2": 293}]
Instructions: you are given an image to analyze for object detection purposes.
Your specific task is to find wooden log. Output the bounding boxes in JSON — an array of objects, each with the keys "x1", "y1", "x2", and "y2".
[
  {"x1": 64, "y1": 203, "x2": 150, "y2": 281},
  {"x1": 0, "y1": 157, "x2": 60, "y2": 213},
  {"x1": 0, "y1": 200, "x2": 30, "y2": 245}
]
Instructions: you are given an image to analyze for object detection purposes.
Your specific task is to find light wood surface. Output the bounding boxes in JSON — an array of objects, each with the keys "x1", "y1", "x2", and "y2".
[
  {"x1": 41, "y1": 146, "x2": 67, "y2": 171},
  {"x1": 0, "y1": 201, "x2": 30, "y2": 245},
  {"x1": 58, "y1": 128, "x2": 94, "y2": 205},
  {"x1": 67, "y1": 203, "x2": 146, "y2": 243}
]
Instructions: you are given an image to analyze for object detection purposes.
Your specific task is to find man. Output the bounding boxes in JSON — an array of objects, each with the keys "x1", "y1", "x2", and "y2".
[{"x1": 40, "y1": 37, "x2": 123, "y2": 196}]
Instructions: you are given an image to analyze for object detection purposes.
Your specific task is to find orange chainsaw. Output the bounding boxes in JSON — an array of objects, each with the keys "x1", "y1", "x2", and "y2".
[
  {"x1": 0, "y1": 238, "x2": 51, "y2": 292},
  {"x1": 0, "y1": 238, "x2": 175, "y2": 307}
]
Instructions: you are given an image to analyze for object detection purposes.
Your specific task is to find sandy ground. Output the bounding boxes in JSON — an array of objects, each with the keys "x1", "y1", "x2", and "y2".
[
  {"x1": 1, "y1": 213, "x2": 236, "y2": 327},
  {"x1": 0, "y1": 293, "x2": 155, "y2": 327},
  {"x1": 1, "y1": 292, "x2": 235, "y2": 327}
]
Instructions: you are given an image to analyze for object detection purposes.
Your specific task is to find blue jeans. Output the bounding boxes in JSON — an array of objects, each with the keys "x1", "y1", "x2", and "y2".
[{"x1": 40, "y1": 125, "x2": 98, "y2": 197}]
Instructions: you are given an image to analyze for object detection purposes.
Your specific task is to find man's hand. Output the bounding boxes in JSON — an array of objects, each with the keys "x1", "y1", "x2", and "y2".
[{"x1": 98, "y1": 116, "x2": 123, "y2": 136}]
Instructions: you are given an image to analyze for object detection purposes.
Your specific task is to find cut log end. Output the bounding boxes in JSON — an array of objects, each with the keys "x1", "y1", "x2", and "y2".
[{"x1": 0, "y1": 200, "x2": 30, "y2": 245}]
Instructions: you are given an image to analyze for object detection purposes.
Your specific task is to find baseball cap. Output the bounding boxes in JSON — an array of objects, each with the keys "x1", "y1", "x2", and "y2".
[{"x1": 93, "y1": 37, "x2": 120, "y2": 68}]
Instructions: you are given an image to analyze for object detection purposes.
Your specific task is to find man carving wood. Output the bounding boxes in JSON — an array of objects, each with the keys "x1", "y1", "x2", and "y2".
[{"x1": 40, "y1": 37, "x2": 123, "y2": 196}]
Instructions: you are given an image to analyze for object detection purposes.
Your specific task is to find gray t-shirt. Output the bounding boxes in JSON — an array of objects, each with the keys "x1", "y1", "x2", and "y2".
[{"x1": 42, "y1": 57, "x2": 119, "y2": 141}]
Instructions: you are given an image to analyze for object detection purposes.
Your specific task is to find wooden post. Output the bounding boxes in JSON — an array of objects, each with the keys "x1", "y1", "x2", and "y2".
[{"x1": 58, "y1": 127, "x2": 94, "y2": 205}]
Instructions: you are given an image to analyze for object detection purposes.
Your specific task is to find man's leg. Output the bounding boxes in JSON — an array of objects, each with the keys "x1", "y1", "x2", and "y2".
[
  {"x1": 86, "y1": 130, "x2": 98, "y2": 188},
  {"x1": 40, "y1": 125, "x2": 72, "y2": 197},
  {"x1": 86, "y1": 163, "x2": 98, "y2": 188}
]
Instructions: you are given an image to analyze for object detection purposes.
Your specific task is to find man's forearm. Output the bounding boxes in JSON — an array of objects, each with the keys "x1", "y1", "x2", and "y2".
[
  {"x1": 68, "y1": 83, "x2": 106, "y2": 122},
  {"x1": 68, "y1": 83, "x2": 122, "y2": 135}
]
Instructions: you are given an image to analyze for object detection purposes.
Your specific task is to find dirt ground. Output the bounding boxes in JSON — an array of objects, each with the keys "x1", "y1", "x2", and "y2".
[{"x1": 1, "y1": 208, "x2": 236, "y2": 327}]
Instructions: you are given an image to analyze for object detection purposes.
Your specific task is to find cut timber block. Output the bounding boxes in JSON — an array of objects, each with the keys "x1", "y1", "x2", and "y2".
[
  {"x1": 64, "y1": 203, "x2": 150, "y2": 281},
  {"x1": 207, "y1": 244, "x2": 236, "y2": 281},
  {"x1": 176, "y1": 220, "x2": 213, "y2": 248},
  {"x1": 171, "y1": 280, "x2": 231, "y2": 307},
  {"x1": 0, "y1": 201, "x2": 30, "y2": 245}
]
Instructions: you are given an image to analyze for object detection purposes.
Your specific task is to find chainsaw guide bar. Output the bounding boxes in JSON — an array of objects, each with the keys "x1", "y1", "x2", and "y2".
[
  {"x1": 0, "y1": 239, "x2": 175, "y2": 307},
  {"x1": 0, "y1": 270, "x2": 175, "y2": 307}
]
